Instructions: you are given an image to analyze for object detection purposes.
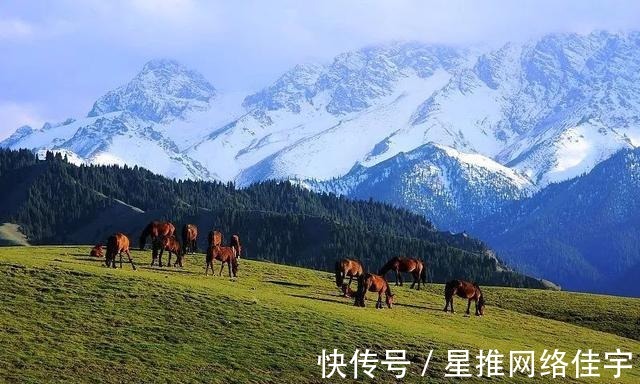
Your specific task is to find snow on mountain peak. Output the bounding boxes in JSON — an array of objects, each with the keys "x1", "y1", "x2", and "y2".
[{"x1": 87, "y1": 59, "x2": 216, "y2": 122}]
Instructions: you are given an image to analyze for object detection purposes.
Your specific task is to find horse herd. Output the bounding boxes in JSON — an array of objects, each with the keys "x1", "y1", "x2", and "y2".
[
  {"x1": 89, "y1": 220, "x2": 242, "y2": 277},
  {"x1": 89, "y1": 220, "x2": 485, "y2": 316},
  {"x1": 336, "y1": 258, "x2": 485, "y2": 316}
]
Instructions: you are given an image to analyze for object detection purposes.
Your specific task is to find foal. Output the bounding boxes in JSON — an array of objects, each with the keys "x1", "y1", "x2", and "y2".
[
  {"x1": 443, "y1": 279, "x2": 485, "y2": 316},
  {"x1": 152, "y1": 235, "x2": 184, "y2": 267},
  {"x1": 354, "y1": 273, "x2": 394, "y2": 309},
  {"x1": 205, "y1": 245, "x2": 238, "y2": 277}
]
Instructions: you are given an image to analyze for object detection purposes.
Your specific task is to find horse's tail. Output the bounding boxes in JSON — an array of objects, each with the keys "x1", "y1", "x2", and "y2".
[
  {"x1": 335, "y1": 260, "x2": 344, "y2": 288},
  {"x1": 420, "y1": 263, "x2": 427, "y2": 284}
]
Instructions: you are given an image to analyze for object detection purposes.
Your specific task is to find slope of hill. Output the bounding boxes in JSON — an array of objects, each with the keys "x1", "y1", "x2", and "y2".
[
  {"x1": 471, "y1": 148, "x2": 640, "y2": 295},
  {"x1": 0, "y1": 246, "x2": 638, "y2": 383},
  {"x1": 0, "y1": 149, "x2": 543, "y2": 288}
]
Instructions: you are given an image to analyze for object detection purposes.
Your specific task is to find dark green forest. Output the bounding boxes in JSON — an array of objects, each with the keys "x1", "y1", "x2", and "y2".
[{"x1": 0, "y1": 148, "x2": 545, "y2": 288}]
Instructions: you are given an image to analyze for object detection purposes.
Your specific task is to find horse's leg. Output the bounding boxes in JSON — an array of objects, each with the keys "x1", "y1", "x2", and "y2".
[
  {"x1": 399, "y1": 271, "x2": 404, "y2": 286},
  {"x1": 205, "y1": 261, "x2": 210, "y2": 276},
  {"x1": 119, "y1": 252, "x2": 123, "y2": 269},
  {"x1": 410, "y1": 271, "x2": 417, "y2": 289},
  {"x1": 394, "y1": 270, "x2": 399, "y2": 286},
  {"x1": 347, "y1": 275, "x2": 353, "y2": 289},
  {"x1": 443, "y1": 297, "x2": 449, "y2": 312},
  {"x1": 219, "y1": 262, "x2": 225, "y2": 276},
  {"x1": 377, "y1": 292, "x2": 383, "y2": 309},
  {"x1": 166, "y1": 251, "x2": 172, "y2": 267},
  {"x1": 450, "y1": 298, "x2": 455, "y2": 313},
  {"x1": 125, "y1": 250, "x2": 136, "y2": 270},
  {"x1": 466, "y1": 299, "x2": 472, "y2": 316},
  {"x1": 228, "y1": 262, "x2": 232, "y2": 278}
]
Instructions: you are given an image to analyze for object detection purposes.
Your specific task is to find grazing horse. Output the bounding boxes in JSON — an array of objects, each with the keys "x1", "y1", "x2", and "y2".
[
  {"x1": 105, "y1": 233, "x2": 136, "y2": 270},
  {"x1": 152, "y1": 235, "x2": 184, "y2": 267},
  {"x1": 205, "y1": 245, "x2": 238, "y2": 277},
  {"x1": 139, "y1": 220, "x2": 175, "y2": 250},
  {"x1": 443, "y1": 279, "x2": 485, "y2": 316},
  {"x1": 207, "y1": 230, "x2": 223, "y2": 248},
  {"x1": 90, "y1": 244, "x2": 103, "y2": 258},
  {"x1": 230, "y1": 234, "x2": 242, "y2": 259},
  {"x1": 378, "y1": 256, "x2": 427, "y2": 290},
  {"x1": 354, "y1": 273, "x2": 395, "y2": 309},
  {"x1": 181, "y1": 224, "x2": 198, "y2": 254},
  {"x1": 335, "y1": 258, "x2": 364, "y2": 296}
]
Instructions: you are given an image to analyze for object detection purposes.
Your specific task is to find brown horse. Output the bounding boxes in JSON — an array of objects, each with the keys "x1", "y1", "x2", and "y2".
[
  {"x1": 354, "y1": 273, "x2": 395, "y2": 309},
  {"x1": 378, "y1": 256, "x2": 427, "y2": 290},
  {"x1": 205, "y1": 245, "x2": 238, "y2": 277},
  {"x1": 152, "y1": 235, "x2": 184, "y2": 267},
  {"x1": 181, "y1": 224, "x2": 198, "y2": 254},
  {"x1": 90, "y1": 244, "x2": 103, "y2": 258},
  {"x1": 105, "y1": 233, "x2": 136, "y2": 270},
  {"x1": 139, "y1": 220, "x2": 175, "y2": 250},
  {"x1": 207, "y1": 230, "x2": 223, "y2": 248},
  {"x1": 443, "y1": 279, "x2": 485, "y2": 316},
  {"x1": 230, "y1": 234, "x2": 242, "y2": 259},
  {"x1": 335, "y1": 258, "x2": 364, "y2": 296}
]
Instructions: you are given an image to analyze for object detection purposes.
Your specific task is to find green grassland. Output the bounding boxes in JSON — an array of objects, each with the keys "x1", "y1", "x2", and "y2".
[{"x1": 0, "y1": 246, "x2": 639, "y2": 383}]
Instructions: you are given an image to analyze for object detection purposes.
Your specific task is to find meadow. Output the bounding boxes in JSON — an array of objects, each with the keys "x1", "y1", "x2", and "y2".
[{"x1": 0, "y1": 246, "x2": 638, "y2": 383}]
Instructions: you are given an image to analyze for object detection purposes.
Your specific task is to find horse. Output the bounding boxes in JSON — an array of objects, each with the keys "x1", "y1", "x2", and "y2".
[
  {"x1": 139, "y1": 220, "x2": 175, "y2": 250},
  {"x1": 207, "y1": 230, "x2": 223, "y2": 248},
  {"x1": 335, "y1": 258, "x2": 364, "y2": 296},
  {"x1": 90, "y1": 244, "x2": 103, "y2": 258},
  {"x1": 181, "y1": 224, "x2": 198, "y2": 254},
  {"x1": 378, "y1": 256, "x2": 427, "y2": 290},
  {"x1": 152, "y1": 235, "x2": 184, "y2": 268},
  {"x1": 354, "y1": 273, "x2": 394, "y2": 309},
  {"x1": 105, "y1": 233, "x2": 136, "y2": 270},
  {"x1": 205, "y1": 245, "x2": 238, "y2": 277},
  {"x1": 230, "y1": 234, "x2": 242, "y2": 259},
  {"x1": 443, "y1": 279, "x2": 485, "y2": 316}
]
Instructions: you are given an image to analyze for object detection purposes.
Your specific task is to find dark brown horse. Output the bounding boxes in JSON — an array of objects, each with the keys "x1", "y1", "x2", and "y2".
[
  {"x1": 90, "y1": 244, "x2": 103, "y2": 258},
  {"x1": 378, "y1": 256, "x2": 427, "y2": 290},
  {"x1": 335, "y1": 258, "x2": 364, "y2": 296},
  {"x1": 230, "y1": 234, "x2": 242, "y2": 259},
  {"x1": 152, "y1": 235, "x2": 184, "y2": 267},
  {"x1": 181, "y1": 224, "x2": 198, "y2": 254},
  {"x1": 354, "y1": 273, "x2": 394, "y2": 309},
  {"x1": 443, "y1": 279, "x2": 485, "y2": 316},
  {"x1": 139, "y1": 220, "x2": 175, "y2": 250},
  {"x1": 205, "y1": 245, "x2": 238, "y2": 277},
  {"x1": 105, "y1": 233, "x2": 136, "y2": 270},
  {"x1": 207, "y1": 230, "x2": 223, "y2": 248}
]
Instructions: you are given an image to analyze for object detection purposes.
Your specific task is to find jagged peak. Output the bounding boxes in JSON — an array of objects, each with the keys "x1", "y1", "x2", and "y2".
[{"x1": 87, "y1": 59, "x2": 216, "y2": 122}]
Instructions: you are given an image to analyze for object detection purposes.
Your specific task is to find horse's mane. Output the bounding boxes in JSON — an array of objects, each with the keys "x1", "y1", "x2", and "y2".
[
  {"x1": 139, "y1": 222, "x2": 156, "y2": 249},
  {"x1": 384, "y1": 282, "x2": 393, "y2": 297},
  {"x1": 377, "y1": 257, "x2": 399, "y2": 276}
]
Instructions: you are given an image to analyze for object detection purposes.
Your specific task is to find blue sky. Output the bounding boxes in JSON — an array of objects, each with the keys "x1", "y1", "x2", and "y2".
[{"x1": 1, "y1": 0, "x2": 640, "y2": 139}]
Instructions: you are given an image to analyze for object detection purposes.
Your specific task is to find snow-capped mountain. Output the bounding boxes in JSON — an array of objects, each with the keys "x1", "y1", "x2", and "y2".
[
  {"x1": 3, "y1": 32, "x2": 640, "y2": 229},
  {"x1": 306, "y1": 143, "x2": 532, "y2": 230}
]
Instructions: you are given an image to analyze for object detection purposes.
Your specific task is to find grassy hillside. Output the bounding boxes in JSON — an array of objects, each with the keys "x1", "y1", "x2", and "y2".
[
  {"x1": 0, "y1": 149, "x2": 546, "y2": 289},
  {"x1": 1, "y1": 246, "x2": 639, "y2": 383}
]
